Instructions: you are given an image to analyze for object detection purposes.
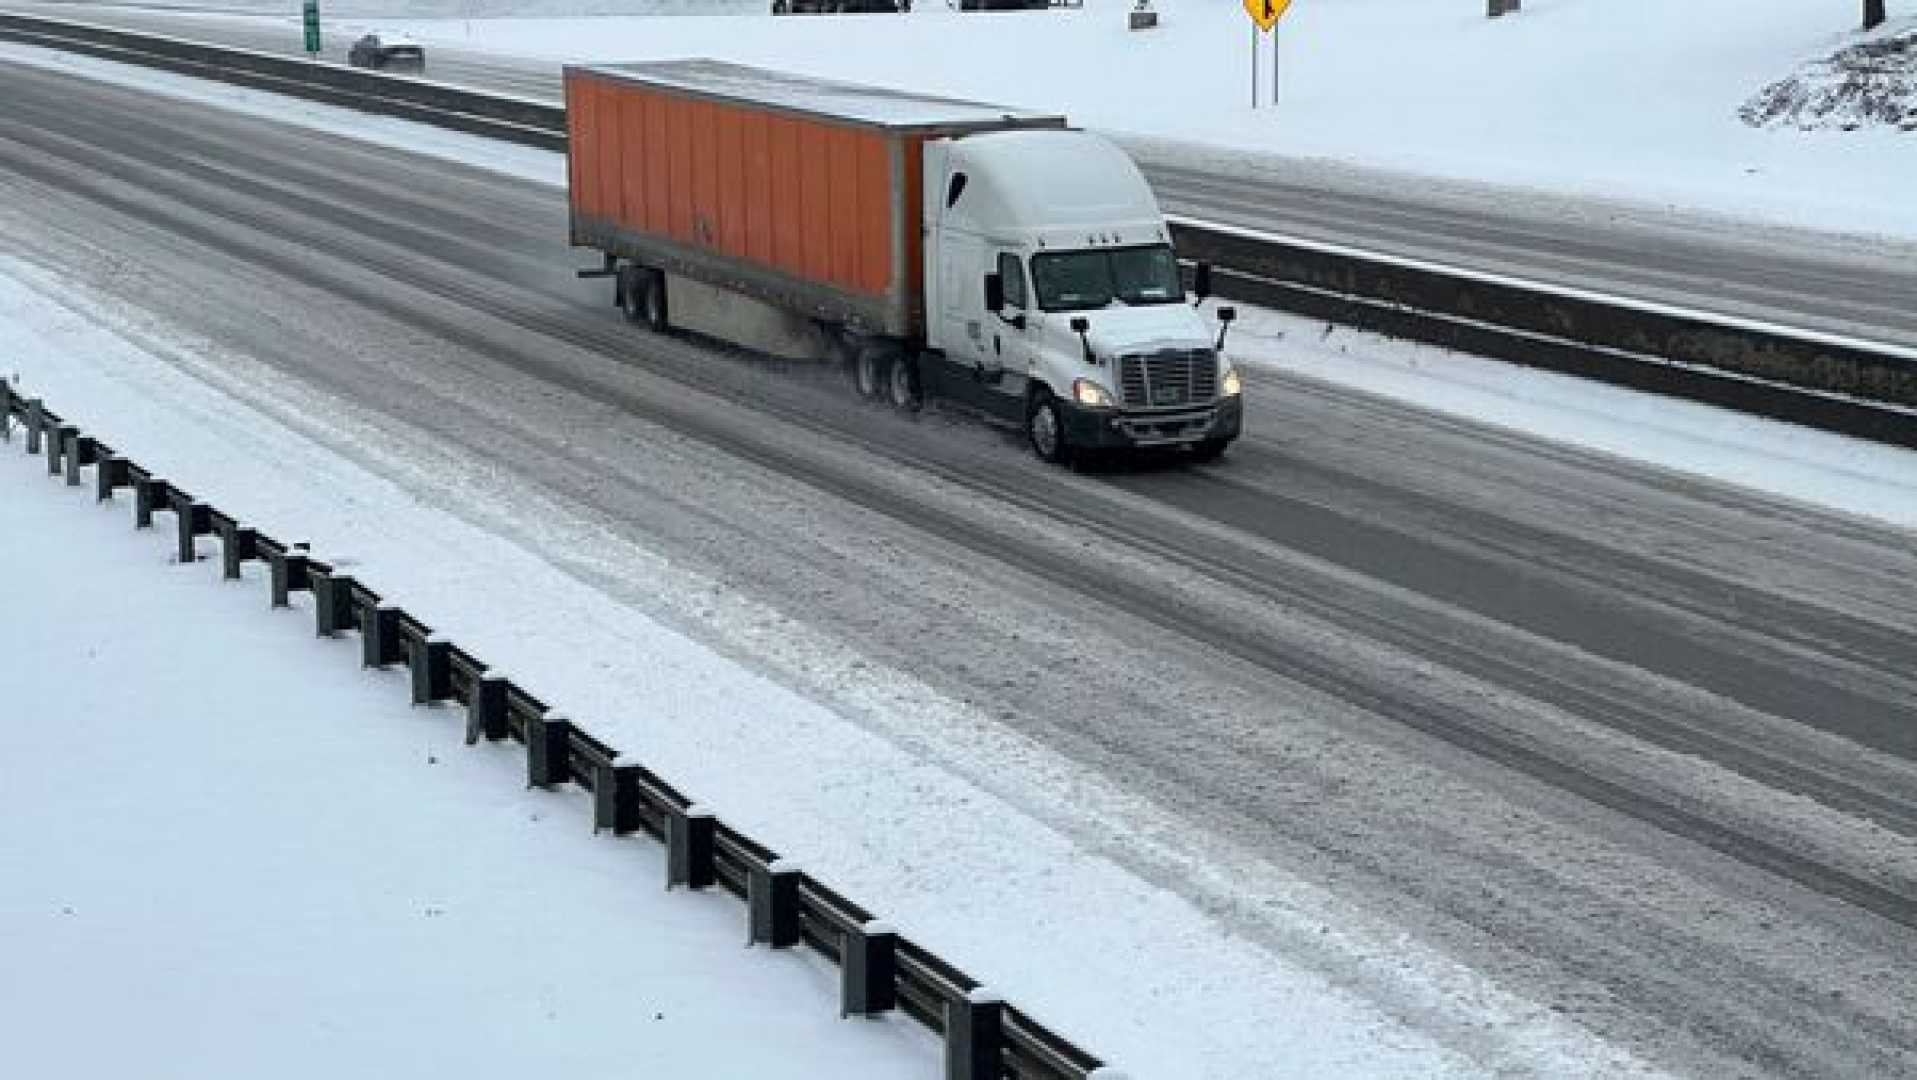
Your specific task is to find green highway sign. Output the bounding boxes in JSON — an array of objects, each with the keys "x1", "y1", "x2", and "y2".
[{"x1": 302, "y1": 0, "x2": 321, "y2": 56}]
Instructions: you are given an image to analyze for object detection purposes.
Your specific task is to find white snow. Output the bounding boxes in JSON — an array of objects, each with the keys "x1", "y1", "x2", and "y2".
[
  {"x1": 135, "y1": 0, "x2": 1917, "y2": 241},
  {"x1": 0, "y1": 439, "x2": 934, "y2": 1079}
]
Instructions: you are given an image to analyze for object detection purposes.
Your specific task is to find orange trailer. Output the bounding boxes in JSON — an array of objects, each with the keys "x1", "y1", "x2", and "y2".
[{"x1": 563, "y1": 60, "x2": 1062, "y2": 338}]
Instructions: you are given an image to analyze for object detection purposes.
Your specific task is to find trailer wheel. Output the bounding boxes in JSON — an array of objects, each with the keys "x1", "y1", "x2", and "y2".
[
  {"x1": 640, "y1": 269, "x2": 669, "y2": 332},
  {"x1": 618, "y1": 266, "x2": 645, "y2": 323},
  {"x1": 1026, "y1": 391, "x2": 1071, "y2": 464},
  {"x1": 854, "y1": 344, "x2": 889, "y2": 399},
  {"x1": 886, "y1": 353, "x2": 923, "y2": 412}
]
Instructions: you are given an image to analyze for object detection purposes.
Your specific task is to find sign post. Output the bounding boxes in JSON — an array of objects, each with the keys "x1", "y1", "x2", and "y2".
[
  {"x1": 1241, "y1": 0, "x2": 1292, "y2": 109},
  {"x1": 1250, "y1": 22, "x2": 1257, "y2": 108},
  {"x1": 302, "y1": 0, "x2": 321, "y2": 59}
]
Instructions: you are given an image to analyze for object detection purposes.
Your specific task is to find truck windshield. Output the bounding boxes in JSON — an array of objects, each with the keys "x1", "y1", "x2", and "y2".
[{"x1": 1030, "y1": 245, "x2": 1183, "y2": 312}]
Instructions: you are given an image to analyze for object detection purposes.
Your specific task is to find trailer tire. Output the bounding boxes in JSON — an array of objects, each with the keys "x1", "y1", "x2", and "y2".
[
  {"x1": 618, "y1": 267, "x2": 645, "y2": 323},
  {"x1": 886, "y1": 353, "x2": 923, "y2": 412},
  {"x1": 640, "y1": 269, "x2": 669, "y2": 332},
  {"x1": 1026, "y1": 390, "x2": 1071, "y2": 464},
  {"x1": 854, "y1": 343, "x2": 890, "y2": 399}
]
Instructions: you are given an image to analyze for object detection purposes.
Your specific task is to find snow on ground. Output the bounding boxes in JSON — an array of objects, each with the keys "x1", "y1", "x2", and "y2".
[
  {"x1": 0, "y1": 442, "x2": 934, "y2": 1078},
  {"x1": 98, "y1": 0, "x2": 1917, "y2": 240},
  {"x1": 1742, "y1": 15, "x2": 1917, "y2": 132}
]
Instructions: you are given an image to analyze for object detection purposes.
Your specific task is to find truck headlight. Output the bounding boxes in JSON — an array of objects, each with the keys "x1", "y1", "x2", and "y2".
[
  {"x1": 1073, "y1": 378, "x2": 1115, "y2": 408},
  {"x1": 1221, "y1": 366, "x2": 1243, "y2": 397}
]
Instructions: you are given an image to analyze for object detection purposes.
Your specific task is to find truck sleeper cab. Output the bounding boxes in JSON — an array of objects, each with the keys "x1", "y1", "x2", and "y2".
[
  {"x1": 563, "y1": 60, "x2": 1241, "y2": 463},
  {"x1": 919, "y1": 129, "x2": 1240, "y2": 461}
]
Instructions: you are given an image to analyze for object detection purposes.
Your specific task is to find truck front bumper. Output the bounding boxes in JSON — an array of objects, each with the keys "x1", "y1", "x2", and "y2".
[{"x1": 1060, "y1": 396, "x2": 1243, "y2": 450}]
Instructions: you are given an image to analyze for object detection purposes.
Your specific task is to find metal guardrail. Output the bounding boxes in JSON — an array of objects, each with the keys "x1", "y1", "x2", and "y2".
[
  {"x1": 1170, "y1": 219, "x2": 1917, "y2": 450},
  {"x1": 5, "y1": 9, "x2": 1914, "y2": 448},
  {"x1": 0, "y1": 381, "x2": 1119, "y2": 1080},
  {"x1": 0, "y1": 12, "x2": 565, "y2": 150}
]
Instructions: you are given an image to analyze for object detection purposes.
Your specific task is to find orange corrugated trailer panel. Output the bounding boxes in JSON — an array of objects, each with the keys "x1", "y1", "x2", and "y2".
[{"x1": 564, "y1": 60, "x2": 1063, "y2": 338}]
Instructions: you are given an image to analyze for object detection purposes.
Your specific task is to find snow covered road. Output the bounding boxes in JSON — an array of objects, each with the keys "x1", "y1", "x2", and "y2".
[{"x1": 4, "y1": 45, "x2": 1916, "y2": 1080}]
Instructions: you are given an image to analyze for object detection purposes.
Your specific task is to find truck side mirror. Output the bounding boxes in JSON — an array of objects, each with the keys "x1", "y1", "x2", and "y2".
[
  {"x1": 1192, "y1": 261, "x2": 1213, "y2": 306},
  {"x1": 1069, "y1": 316, "x2": 1095, "y2": 364},
  {"x1": 1215, "y1": 305, "x2": 1237, "y2": 351},
  {"x1": 984, "y1": 272, "x2": 1004, "y2": 314}
]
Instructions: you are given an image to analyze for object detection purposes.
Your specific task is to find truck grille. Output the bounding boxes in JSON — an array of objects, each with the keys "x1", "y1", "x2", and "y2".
[{"x1": 1116, "y1": 349, "x2": 1218, "y2": 409}]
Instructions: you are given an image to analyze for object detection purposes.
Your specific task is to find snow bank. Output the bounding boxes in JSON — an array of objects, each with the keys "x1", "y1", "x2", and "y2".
[
  {"x1": 1742, "y1": 16, "x2": 1917, "y2": 132},
  {"x1": 0, "y1": 438, "x2": 933, "y2": 1080}
]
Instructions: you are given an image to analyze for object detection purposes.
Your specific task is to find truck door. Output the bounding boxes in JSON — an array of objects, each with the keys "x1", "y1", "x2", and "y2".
[
  {"x1": 939, "y1": 230, "x2": 991, "y2": 374},
  {"x1": 991, "y1": 250, "x2": 1033, "y2": 399}
]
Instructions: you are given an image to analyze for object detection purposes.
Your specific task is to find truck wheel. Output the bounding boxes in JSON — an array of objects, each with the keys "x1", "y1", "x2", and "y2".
[
  {"x1": 886, "y1": 353, "x2": 923, "y2": 412},
  {"x1": 640, "y1": 269, "x2": 669, "y2": 333},
  {"x1": 1026, "y1": 391, "x2": 1071, "y2": 464},
  {"x1": 1189, "y1": 437, "x2": 1230, "y2": 463},
  {"x1": 854, "y1": 344, "x2": 889, "y2": 399},
  {"x1": 619, "y1": 267, "x2": 645, "y2": 323}
]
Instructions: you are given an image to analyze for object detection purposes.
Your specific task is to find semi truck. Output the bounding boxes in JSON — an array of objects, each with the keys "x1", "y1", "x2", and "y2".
[{"x1": 564, "y1": 60, "x2": 1242, "y2": 462}]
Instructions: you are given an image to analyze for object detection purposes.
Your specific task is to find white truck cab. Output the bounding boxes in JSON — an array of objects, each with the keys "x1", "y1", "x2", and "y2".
[{"x1": 920, "y1": 129, "x2": 1242, "y2": 461}]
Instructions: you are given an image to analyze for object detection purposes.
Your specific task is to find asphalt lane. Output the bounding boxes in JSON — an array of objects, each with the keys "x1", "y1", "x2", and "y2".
[
  {"x1": 6, "y1": 0, "x2": 1917, "y2": 351},
  {"x1": 4, "y1": 61, "x2": 1916, "y2": 1077}
]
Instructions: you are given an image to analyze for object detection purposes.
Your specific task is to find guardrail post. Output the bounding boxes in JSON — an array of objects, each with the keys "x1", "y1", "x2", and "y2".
[
  {"x1": 48, "y1": 422, "x2": 76, "y2": 476},
  {"x1": 219, "y1": 521, "x2": 258, "y2": 580},
  {"x1": 841, "y1": 920, "x2": 898, "y2": 1017},
  {"x1": 409, "y1": 633, "x2": 451, "y2": 704},
  {"x1": 96, "y1": 455, "x2": 129, "y2": 502},
  {"x1": 269, "y1": 547, "x2": 312, "y2": 607},
  {"x1": 23, "y1": 399, "x2": 43, "y2": 453},
  {"x1": 171, "y1": 494, "x2": 211, "y2": 564},
  {"x1": 63, "y1": 434, "x2": 95, "y2": 485},
  {"x1": 134, "y1": 476, "x2": 167, "y2": 529},
  {"x1": 945, "y1": 987, "x2": 1005, "y2": 1080},
  {"x1": 666, "y1": 803, "x2": 716, "y2": 890},
  {"x1": 465, "y1": 670, "x2": 509, "y2": 745},
  {"x1": 593, "y1": 761, "x2": 644, "y2": 836},
  {"x1": 362, "y1": 601, "x2": 404, "y2": 667},
  {"x1": 314, "y1": 573, "x2": 356, "y2": 637},
  {"x1": 526, "y1": 710, "x2": 572, "y2": 788},
  {"x1": 748, "y1": 859, "x2": 801, "y2": 948}
]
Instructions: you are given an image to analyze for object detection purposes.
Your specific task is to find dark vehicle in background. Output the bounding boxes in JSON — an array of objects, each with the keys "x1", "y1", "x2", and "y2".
[
  {"x1": 347, "y1": 34, "x2": 425, "y2": 72},
  {"x1": 771, "y1": 0, "x2": 907, "y2": 11}
]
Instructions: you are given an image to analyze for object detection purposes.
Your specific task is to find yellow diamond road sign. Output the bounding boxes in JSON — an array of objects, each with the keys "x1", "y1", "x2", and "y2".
[{"x1": 1244, "y1": 0, "x2": 1290, "y2": 32}]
